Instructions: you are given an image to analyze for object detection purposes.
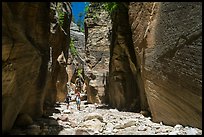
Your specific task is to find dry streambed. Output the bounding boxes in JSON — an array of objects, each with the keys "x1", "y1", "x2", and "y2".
[{"x1": 9, "y1": 101, "x2": 202, "y2": 135}]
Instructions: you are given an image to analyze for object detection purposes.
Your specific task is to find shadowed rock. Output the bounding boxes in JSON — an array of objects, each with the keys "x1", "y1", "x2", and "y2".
[{"x1": 2, "y1": 2, "x2": 72, "y2": 133}]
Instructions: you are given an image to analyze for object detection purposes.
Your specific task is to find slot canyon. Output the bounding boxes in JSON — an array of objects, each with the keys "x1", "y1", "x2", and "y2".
[{"x1": 2, "y1": 2, "x2": 202, "y2": 135}]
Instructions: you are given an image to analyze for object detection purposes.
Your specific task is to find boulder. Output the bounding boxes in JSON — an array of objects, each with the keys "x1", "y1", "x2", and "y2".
[
  {"x1": 75, "y1": 128, "x2": 90, "y2": 135},
  {"x1": 14, "y1": 113, "x2": 33, "y2": 127},
  {"x1": 78, "y1": 119, "x2": 105, "y2": 134},
  {"x1": 83, "y1": 112, "x2": 104, "y2": 122}
]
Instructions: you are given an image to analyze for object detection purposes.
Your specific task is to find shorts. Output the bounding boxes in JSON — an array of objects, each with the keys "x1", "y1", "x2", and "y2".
[{"x1": 76, "y1": 99, "x2": 81, "y2": 105}]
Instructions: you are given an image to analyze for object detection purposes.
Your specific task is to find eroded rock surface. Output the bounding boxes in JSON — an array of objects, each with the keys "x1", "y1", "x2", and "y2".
[
  {"x1": 84, "y1": 3, "x2": 111, "y2": 104},
  {"x1": 2, "y1": 2, "x2": 72, "y2": 133},
  {"x1": 67, "y1": 21, "x2": 86, "y2": 84},
  {"x1": 44, "y1": 2, "x2": 72, "y2": 103},
  {"x1": 107, "y1": 2, "x2": 202, "y2": 129},
  {"x1": 2, "y1": 2, "x2": 202, "y2": 134},
  {"x1": 107, "y1": 3, "x2": 149, "y2": 112},
  {"x1": 2, "y1": 2, "x2": 50, "y2": 133},
  {"x1": 128, "y1": 2, "x2": 202, "y2": 129}
]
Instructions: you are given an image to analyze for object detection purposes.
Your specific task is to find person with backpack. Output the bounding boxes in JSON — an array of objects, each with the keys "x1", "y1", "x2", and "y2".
[
  {"x1": 65, "y1": 92, "x2": 71, "y2": 109},
  {"x1": 75, "y1": 76, "x2": 83, "y2": 94}
]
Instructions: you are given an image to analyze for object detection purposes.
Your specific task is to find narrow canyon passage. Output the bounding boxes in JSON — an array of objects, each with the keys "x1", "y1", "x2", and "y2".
[{"x1": 2, "y1": 2, "x2": 202, "y2": 135}]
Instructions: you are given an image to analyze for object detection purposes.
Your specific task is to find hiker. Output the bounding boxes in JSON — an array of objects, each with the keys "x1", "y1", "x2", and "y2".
[
  {"x1": 75, "y1": 76, "x2": 82, "y2": 93},
  {"x1": 65, "y1": 92, "x2": 71, "y2": 109},
  {"x1": 75, "y1": 91, "x2": 81, "y2": 110}
]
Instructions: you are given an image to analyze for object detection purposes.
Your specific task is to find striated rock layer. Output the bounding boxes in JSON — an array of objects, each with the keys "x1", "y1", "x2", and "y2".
[
  {"x1": 108, "y1": 2, "x2": 202, "y2": 129},
  {"x1": 2, "y1": 2, "x2": 50, "y2": 133},
  {"x1": 84, "y1": 3, "x2": 111, "y2": 104},
  {"x1": 135, "y1": 2, "x2": 202, "y2": 129},
  {"x1": 2, "y1": 2, "x2": 72, "y2": 133}
]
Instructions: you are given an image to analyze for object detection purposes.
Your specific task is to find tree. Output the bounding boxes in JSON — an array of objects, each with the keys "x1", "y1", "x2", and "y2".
[
  {"x1": 103, "y1": 2, "x2": 118, "y2": 14},
  {"x1": 84, "y1": 3, "x2": 89, "y2": 13},
  {"x1": 72, "y1": 15, "x2": 75, "y2": 23},
  {"x1": 77, "y1": 12, "x2": 84, "y2": 31}
]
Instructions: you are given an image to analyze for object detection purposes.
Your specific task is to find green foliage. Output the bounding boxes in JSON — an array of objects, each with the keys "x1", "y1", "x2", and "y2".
[
  {"x1": 59, "y1": 13, "x2": 64, "y2": 27},
  {"x1": 77, "y1": 68, "x2": 83, "y2": 76},
  {"x1": 72, "y1": 15, "x2": 75, "y2": 23},
  {"x1": 78, "y1": 12, "x2": 83, "y2": 18},
  {"x1": 77, "y1": 12, "x2": 84, "y2": 31},
  {"x1": 93, "y1": 14, "x2": 97, "y2": 20},
  {"x1": 103, "y1": 2, "x2": 118, "y2": 14},
  {"x1": 81, "y1": 27, "x2": 85, "y2": 33},
  {"x1": 56, "y1": 3, "x2": 65, "y2": 27},
  {"x1": 77, "y1": 20, "x2": 82, "y2": 30},
  {"x1": 84, "y1": 4, "x2": 89, "y2": 13},
  {"x1": 70, "y1": 38, "x2": 78, "y2": 57}
]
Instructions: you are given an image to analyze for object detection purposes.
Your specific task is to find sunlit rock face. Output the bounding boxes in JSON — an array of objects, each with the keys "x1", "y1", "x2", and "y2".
[
  {"x1": 70, "y1": 21, "x2": 85, "y2": 55},
  {"x1": 128, "y1": 2, "x2": 202, "y2": 129},
  {"x1": 66, "y1": 21, "x2": 86, "y2": 84},
  {"x1": 84, "y1": 3, "x2": 111, "y2": 104},
  {"x1": 2, "y1": 2, "x2": 72, "y2": 133}
]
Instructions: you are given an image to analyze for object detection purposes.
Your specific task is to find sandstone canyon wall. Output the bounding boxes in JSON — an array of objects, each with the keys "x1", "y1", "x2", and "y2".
[
  {"x1": 107, "y1": 3, "x2": 149, "y2": 113},
  {"x1": 2, "y1": 2, "x2": 202, "y2": 134},
  {"x1": 130, "y1": 2, "x2": 202, "y2": 129},
  {"x1": 2, "y1": 2, "x2": 72, "y2": 133},
  {"x1": 84, "y1": 3, "x2": 111, "y2": 104},
  {"x1": 108, "y1": 2, "x2": 202, "y2": 129},
  {"x1": 44, "y1": 2, "x2": 72, "y2": 104},
  {"x1": 67, "y1": 21, "x2": 86, "y2": 84}
]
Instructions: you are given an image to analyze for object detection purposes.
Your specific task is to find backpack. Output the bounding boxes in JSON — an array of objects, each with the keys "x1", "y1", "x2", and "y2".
[{"x1": 66, "y1": 94, "x2": 71, "y2": 102}]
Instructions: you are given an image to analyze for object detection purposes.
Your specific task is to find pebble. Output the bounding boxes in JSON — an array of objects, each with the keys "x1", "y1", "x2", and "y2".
[
  {"x1": 186, "y1": 127, "x2": 198, "y2": 135},
  {"x1": 138, "y1": 125, "x2": 147, "y2": 131}
]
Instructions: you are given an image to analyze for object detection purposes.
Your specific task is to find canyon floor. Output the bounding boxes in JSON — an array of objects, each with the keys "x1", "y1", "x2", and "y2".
[{"x1": 8, "y1": 95, "x2": 202, "y2": 135}]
